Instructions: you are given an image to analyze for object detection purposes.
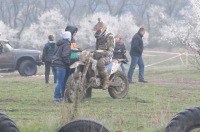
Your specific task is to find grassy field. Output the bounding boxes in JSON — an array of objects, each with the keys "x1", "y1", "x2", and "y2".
[{"x1": 0, "y1": 54, "x2": 200, "y2": 132}]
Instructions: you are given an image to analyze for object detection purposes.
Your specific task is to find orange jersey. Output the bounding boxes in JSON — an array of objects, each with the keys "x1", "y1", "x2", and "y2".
[{"x1": 71, "y1": 42, "x2": 77, "y2": 49}]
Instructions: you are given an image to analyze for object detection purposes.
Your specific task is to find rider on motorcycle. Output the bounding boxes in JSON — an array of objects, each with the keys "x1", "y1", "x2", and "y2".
[{"x1": 93, "y1": 18, "x2": 115, "y2": 90}]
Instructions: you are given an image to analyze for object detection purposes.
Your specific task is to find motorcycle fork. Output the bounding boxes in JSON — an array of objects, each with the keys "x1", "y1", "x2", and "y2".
[{"x1": 79, "y1": 57, "x2": 92, "y2": 91}]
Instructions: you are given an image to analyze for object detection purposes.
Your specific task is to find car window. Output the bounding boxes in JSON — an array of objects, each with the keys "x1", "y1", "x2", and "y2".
[
  {"x1": 0, "y1": 42, "x2": 13, "y2": 53},
  {"x1": 4, "y1": 43, "x2": 13, "y2": 51}
]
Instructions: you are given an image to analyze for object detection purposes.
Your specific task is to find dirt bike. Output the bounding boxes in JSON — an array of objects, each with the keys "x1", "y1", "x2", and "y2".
[{"x1": 64, "y1": 50, "x2": 129, "y2": 103}]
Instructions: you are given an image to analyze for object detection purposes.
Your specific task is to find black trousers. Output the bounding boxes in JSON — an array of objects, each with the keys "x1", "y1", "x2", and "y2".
[{"x1": 45, "y1": 61, "x2": 55, "y2": 83}]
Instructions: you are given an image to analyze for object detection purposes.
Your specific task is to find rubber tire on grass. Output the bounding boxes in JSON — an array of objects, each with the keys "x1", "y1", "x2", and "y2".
[
  {"x1": 58, "y1": 119, "x2": 110, "y2": 132},
  {"x1": 165, "y1": 106, "x2": 200, "y2": 132},
  {"x1": 65, "y1": 75, "x2": 84, "y2": 103},
  {"x1": 0, "y1": 112, "x2": 19, "y2": 132},
  {"x1": 18, "y1": 60, "x2": 37, "y2": 76},
  {"x1": 108, "y1": 71, "x2": 129, "y2": 99}
]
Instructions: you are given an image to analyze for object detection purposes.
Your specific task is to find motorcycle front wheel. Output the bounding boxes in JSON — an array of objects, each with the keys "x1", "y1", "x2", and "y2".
[
  {"x1": 64, "y1": 73, "x2": 85, "y2": 103},
  {"x1": 108, "y1": 71, "x2": 129, "y2": 99}
]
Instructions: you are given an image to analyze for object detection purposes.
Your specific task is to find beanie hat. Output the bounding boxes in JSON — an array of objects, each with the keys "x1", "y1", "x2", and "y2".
[{"x1": 62, "y1": 31, "x2": 71, "y2": 41}]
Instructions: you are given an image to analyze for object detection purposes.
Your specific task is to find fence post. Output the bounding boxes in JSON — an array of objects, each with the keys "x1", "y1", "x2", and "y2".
[
  {"x1": 180, "y1": 54, "x2": 184, "y2": 65},
  {"x1": 186, "y1": 52, "x2": 189, "y2": 65}
]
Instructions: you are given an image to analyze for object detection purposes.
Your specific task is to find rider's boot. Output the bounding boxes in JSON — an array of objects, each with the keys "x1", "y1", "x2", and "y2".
[{"x1": 100, "y1": 71, "x2": 109, "y2": 90}]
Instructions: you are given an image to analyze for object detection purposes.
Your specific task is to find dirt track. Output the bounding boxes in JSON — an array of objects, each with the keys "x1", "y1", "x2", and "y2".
[{"x1": 1, "y1": 72, "x2": 200, "y2": 89}]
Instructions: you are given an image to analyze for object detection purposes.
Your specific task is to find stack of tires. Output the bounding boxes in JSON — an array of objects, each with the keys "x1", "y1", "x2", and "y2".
[
  {"x1": 58, "y1": 119, "x2": 110, "y2": 132},
  {"x1": 165, "y1": 107, "x2": 200, "y2": 132},
  {"x1": 0, "y1": 112, "x2": 19, "y2": 132}
]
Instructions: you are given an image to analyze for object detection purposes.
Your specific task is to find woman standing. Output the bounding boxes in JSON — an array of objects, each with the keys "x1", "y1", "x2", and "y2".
[
  {"x1": 52, "y1": 31, "x2": 71, "y2": 103},
  {"x1": 42, "y1": 35, "x2": 56, "y2": 84},
  {"x1": 113, "y1": 34, "x2": 128, "y2": 75}
]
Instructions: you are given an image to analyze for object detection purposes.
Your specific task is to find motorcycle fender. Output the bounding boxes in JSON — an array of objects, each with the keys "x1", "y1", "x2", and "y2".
[
  {"x1": 70, "y1": 61, "x2": 84, "y2": 69},
  {"x1": 110, "y1": 61, "x2": 121, "y2": 75}
]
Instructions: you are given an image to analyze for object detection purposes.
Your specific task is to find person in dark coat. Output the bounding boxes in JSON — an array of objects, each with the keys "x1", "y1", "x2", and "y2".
[
  {"x1": 65, "y1": 26, "x2": 79, "y2": 65},
  {"x1": 128, "y1": 28, "x2": 147, "y2": 83},
  {"x1": 42, "y1": 35, "x2": 56, "y2": 84},
  {"x1": 64, "y1": 26, "x2": 79, "y2": 87},
  {"x1": 52, "y1": 31, "x2": 71, "y2": 102},
  {"x1": 113, "y1": 34, "x2": 128, "y2": 75}
]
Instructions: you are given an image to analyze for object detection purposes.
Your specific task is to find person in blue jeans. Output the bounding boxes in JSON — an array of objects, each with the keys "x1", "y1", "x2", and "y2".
[
  {"x1": 52, "y1": 31, "x2": 71, "y2": 102},
  {"x1": 64, "y1": 26, "x2": 79, "y2": 88},
  {"x1": 128, "y1": 28, "x2": 147, "y2": 83}
]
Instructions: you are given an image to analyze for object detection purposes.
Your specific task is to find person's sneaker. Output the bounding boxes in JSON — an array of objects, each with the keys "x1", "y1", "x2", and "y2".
[
  {"x1": 128, "y1": 80, "x2": 135, "y2": 84},
  {"x1": 138, "y1": 80, "x2": 148, "y2": 83},
  {"x1": 54, "y1": 98, "x2": 61, "y2": 103}
]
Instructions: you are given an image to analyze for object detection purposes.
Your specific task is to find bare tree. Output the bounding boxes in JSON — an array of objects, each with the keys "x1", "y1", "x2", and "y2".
[
  {"x1": 55, "y1": 0, "x2": 77, "y2": 22},
  {"x1": 87, "y1": 0, "x2": 102, "y2": 15},
  {"x1": 159, "y1": 0, "x2": 189, "y2": 17}
]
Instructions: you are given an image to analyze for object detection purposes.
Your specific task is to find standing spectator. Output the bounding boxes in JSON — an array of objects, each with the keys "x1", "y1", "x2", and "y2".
[
  {"x1": 64, "y1": 26, "x2": 79, "y2": 82},
  {"x1": 52, "y1": 31, "x2": 71, "y2": 102},
  {"x1": 113, "y1": 34, "x2": 128, "y2": 75},
  {"x1": 128, "y1": 28, "x2": 147, "y2": 83},
  {"x1": 42, "y1": 35, "x2": 56, "y2": 84}
]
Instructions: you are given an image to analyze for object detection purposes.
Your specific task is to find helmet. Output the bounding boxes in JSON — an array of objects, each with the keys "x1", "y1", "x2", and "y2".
[{"x1": 93, "y1": 19, "x2": 107, "y2": 39}]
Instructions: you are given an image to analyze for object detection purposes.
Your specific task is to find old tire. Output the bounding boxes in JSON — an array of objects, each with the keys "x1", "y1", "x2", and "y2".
[
  {"x1": 0, "y1": 112, "x2": 19, "y2": 132},
  {"x1": 108, "y1": 71, "x2": 129, "y2": 99},
  {"x1": 58, "y1": 119, "x2": 110, "y2": 132},
  {"x1": 18, "y1": 60, "x2": 37, "y2": 76},
  {"x1": 165, "y1": 106, "x2": 200, "y2": 132},
  {"x1": 65, "y1": 74, "x2": 84, "y2": 103}
]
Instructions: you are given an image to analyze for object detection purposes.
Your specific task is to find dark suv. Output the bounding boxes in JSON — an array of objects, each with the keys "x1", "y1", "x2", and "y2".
[{"x1": 0, "y1": 39, "x2": 43, "y2": 76}]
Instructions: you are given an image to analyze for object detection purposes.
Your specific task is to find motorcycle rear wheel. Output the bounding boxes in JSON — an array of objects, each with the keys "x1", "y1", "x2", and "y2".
[{"x1": 108, "y1": 71, "x2": 129, "y2": 99}]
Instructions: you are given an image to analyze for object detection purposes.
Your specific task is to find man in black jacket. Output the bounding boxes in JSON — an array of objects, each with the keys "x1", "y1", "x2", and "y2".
[
  {"x1": 128, "y1": 28, "x2": 147, "y2": 83},
  {"x1": 52, "y1": 31, "x2": 71, "y2": 102},
  {"x1": 42, "y1": 35, "x2": 56, "y2": 84},
  {"x1": 65, "y1": 26, "x2": 79, "y2": 82}
]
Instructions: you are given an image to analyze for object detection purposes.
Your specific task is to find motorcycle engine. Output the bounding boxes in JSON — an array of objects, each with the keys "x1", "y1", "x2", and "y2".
[{"x1": 89, "y1": 77, "x2": 101, "y2": 88}]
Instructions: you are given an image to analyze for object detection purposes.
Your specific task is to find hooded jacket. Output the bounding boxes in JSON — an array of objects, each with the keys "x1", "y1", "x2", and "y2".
[
  {"x1": 130, "y1": 32, "x2": 144, "y2": 57},
  {"x1": 42, "y1": 41, "x2": 55, "y2": 62},
  {"x1": 52, "y1": 39, "x2": 71, "y2": 69}
]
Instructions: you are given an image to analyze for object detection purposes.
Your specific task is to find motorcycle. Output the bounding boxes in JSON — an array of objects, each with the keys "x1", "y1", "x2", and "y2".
[{"x1": 64, "y1": 50, "x2": 129, "y2": 103}]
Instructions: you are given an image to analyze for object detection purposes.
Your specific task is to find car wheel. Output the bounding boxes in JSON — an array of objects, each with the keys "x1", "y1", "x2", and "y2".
[{"x1": 18, "y1": 60, "x2": 37, "y2": 76}]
